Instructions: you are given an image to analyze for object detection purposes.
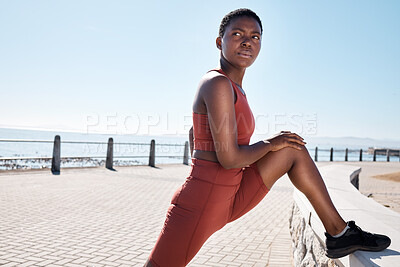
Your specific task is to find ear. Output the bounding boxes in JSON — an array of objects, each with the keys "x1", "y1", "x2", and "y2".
[{"x1": 216, "y1": 37, "x2": 222, "y2": 50}]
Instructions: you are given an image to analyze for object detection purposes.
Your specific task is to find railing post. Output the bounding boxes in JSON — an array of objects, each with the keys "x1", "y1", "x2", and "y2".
[
  {"x1": 51, "y1": 135, "x2": 61, "y2": 174},
  {"x1": 330, "y1": 148, "x2": 333, "y2": 162},
  {"x1": 314, "y1": 147, "x2": 318, "y2": 162},
  {"x1": 149, "y1": 139, "x2": 155, "y2": 167},
  {"x1": 183, "y1": 141, "x2": 189, "y2": 165},
  {"x1": 373, "y1": 149, "x2": 377, "y2": 162},
  {"x1": 345, "y1": 148, "x2": 348, "y2": 161},
  {"x1": 106, "y1": 138, "x2": 114, "y2": 170},
  {"x1": 359, "y1": 149, "x2": 363, "y2": 161},
  {"x1": 387, "y1": 149, "x2": 390, "y2": 162}
]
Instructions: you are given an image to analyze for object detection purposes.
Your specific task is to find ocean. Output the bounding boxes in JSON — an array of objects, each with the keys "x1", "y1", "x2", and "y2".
[
  {"x1": 0, "y1": 127, "x2": 399, "y2": 170},
  {"x1": 0, "y1": 127, "x2": 188, "y2": 170}
]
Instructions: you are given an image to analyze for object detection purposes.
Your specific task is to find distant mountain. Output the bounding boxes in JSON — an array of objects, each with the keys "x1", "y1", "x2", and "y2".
[
  {"x1": 1, "y1": 127, "x2": 399, "y2": 150},
  {"x1": 251, "y1": 135, "x2": 400, "y2": 149},
  {"x1": 302, "y1": 136, "x2": 400, "y2": 149}
]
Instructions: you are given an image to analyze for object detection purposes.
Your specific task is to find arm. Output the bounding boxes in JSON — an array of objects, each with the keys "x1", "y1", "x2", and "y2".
[
  {"x1": 203, "y1": 75, "x2": 305, "y2": 169},
  {"x1": 189, "y1": 126, "x2": 194, "y2": 157}
]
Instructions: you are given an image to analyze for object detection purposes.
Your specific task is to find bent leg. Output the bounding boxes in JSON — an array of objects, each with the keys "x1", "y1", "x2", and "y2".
[
  {"x1": 149, "y1": 180, "x2": 231, "y2": 266},
  {"x1": 229, "y1": 162, "x2": 269, "y2": 222},
  {"x1": 148, "y1": 159, "x2": 240, "y2": 266},
  {"x1": 256, "y1": 146, "x2": 346, "y2": 236}
]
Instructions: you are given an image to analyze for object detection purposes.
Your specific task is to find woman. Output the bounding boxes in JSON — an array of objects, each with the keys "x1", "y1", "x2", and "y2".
[{"x1": 145, "y1": 8, "x2": 390, "y2": 267}]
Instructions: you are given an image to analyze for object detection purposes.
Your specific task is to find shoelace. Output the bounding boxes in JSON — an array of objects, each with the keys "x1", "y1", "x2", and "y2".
[{"x1": 355, "y1": 224, "x2": 374, "y2": 244}]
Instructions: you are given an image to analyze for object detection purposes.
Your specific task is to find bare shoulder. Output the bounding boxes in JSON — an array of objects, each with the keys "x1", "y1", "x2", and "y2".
[
  {"x1": 193, "y1": 71, "x2": 235, "y2": 114},
  {"x1": 199, "y1": 71, "x2": 233, "y2": 96}
]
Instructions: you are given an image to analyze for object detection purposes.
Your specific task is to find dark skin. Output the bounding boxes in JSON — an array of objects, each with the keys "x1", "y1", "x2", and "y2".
[
  {"x1": 191, "y1": 16, "x2": 306, "y2": 169},
  {"x1": 145, "y1": 16, "x2": 346, "y2": 267}
]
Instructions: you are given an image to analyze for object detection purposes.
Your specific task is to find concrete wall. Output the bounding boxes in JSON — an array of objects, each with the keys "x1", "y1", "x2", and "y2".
[
  {"x1": 289, "y1": 164, "x2": 400, "y2": 267},
  {"x1": 289, "y1": 203, "x2": 339, "y2": 267}
]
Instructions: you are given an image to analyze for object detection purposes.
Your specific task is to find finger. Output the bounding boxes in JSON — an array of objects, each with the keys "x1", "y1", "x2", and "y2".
[
  {"x1": 289, "y1": 142, "x2": 304, "y2": 150},
  {"x1": 284, "y1": 143, "x2": 302, "y2": 151},
  {"x1": 286, "y1": 132, "x2": 304, "y2": 140},
  {"x1": 282, "y1": 138, "x2": 304, "y2": 147},
  {"x1": 284, "y1": 134, "x2": 305, "y2": 142},
  {"x1": 290, "y1": 132, "x2": 304, "y2": 140},
  {"x1": 286, "y1": 137, "x2": 306, "y2": 146}
]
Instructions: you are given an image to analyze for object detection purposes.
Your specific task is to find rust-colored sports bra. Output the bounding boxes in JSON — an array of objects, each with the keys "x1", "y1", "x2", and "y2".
[{"x1": 193, "y1": 69, "x2": 255, "y2": 151}]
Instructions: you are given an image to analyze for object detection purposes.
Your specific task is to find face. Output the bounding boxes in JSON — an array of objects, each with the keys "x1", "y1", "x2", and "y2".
[{"x1": 217, "y1": 16, "x2": 262, "y2": 69}]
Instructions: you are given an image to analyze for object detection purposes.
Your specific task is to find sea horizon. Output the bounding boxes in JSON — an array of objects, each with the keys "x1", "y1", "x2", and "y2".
[
  {"x1": 1, "y1": 126, "x2": 400, "y2": 147},
  {"x1": 0, "y1": 127, "x2": 399, "y2": 170}
]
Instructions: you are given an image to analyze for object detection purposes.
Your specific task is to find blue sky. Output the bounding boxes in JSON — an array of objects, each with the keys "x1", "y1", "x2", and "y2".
[{"x1": 0, "y1": 0, "x2": 399, "y2": 141}]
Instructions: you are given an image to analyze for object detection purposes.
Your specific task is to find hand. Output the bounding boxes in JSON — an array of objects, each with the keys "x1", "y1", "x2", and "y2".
[{"x1": 265, "y1": 131, "x2": 306, "y2": 152}]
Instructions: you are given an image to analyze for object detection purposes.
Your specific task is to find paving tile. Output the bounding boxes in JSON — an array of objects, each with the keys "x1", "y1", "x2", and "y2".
[
  {"x1": 0, "y1": 165, "x2": 295, "y2": 266},
  {"x1": 3, "y1": 163, "x2": 394, "y2": 266},
  {"x1": 0, "y1": 259, "x2": 9, "y2": 265},
  {"x1": 18, "y1": 261, "x2": 38, "y2": 267},
  {"x1": 35, "y1": 259, "x2": 56, "y2": 266},
  {"x1": 0, "y1": 263, "x2": 19, "y2": 267},
  {"x1": 64, "y1": 263, "x2": 84, "y2": 267}
]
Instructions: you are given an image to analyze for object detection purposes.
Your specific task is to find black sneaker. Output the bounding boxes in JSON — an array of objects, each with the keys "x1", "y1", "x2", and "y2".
[{"x1": 325, "y1": 221, "x2": 391, "y2": 259}]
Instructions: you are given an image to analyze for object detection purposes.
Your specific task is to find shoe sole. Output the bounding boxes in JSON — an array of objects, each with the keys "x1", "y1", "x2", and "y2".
[{"x1": 326, "y1": 241, "x2": 391, "y2": 259}]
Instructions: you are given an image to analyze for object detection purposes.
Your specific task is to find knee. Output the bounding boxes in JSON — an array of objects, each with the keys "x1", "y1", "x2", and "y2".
[
  {"x1": 280, "y1": 145, "x2": 309, "y2": 158},
  {"x1": 281, "y1": 145, "x2": 310, "y2": 167},
  {"x1": 291, "y1": 145, "x2": 314, "y2": 168},
  {"x1": 292, "y1": 145, "x2": 309, "y2": 155},
  {"x1": 299, "y1": 145, "x2": 309, "y2": 154}
]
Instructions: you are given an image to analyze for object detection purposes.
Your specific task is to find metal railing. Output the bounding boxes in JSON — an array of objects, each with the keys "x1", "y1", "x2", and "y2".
[
  {"x1": 1, "y1": 137, "x2": 399, "y2": 174},
  {"x1": 0, "y1": 135, "x2": 189, "y2": 174},
  {"x1": 313, "y1": 147, "x2": 400, "y2": 162}
]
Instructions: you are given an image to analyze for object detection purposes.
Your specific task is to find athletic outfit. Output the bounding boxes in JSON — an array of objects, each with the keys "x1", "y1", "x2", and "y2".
[{"x1": 148, "y1": 69, "x2": 269, "y2": 266}]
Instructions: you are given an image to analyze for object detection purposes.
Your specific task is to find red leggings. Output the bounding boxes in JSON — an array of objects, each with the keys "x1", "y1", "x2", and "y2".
[{"x1": 149, "y1": 158, "x2": 269, "y2": 266}]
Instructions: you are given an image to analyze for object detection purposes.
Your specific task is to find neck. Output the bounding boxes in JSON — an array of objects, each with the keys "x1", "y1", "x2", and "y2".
[{"x1": 219, "y1": 57, "x2": 246, "y2": 87}]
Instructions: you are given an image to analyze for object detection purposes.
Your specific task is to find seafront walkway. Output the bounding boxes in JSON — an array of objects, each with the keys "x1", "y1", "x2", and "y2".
[
  {"x1": 0, "y1": 162, "x2": 399, "y2": 266},
  {"x1": 318, "y1": 162, "x2": 400, "y2": 214}
]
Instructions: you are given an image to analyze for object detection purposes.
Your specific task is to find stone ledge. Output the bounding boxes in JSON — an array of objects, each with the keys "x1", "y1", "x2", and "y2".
[
  {"x1": 290, "y1": 164, "x2": 400, "y2": 267},
  {"x1": 290, "y1": 203, "x2": 339, "y2": 267}
]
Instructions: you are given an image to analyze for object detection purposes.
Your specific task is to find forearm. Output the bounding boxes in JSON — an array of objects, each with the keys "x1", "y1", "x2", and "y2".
[
  {"x1": 223, "y1": 131, "x2": 306, "y2": 169},
  {"x1": 219, "y1": 140, "x2": 273, "y2": 169}
]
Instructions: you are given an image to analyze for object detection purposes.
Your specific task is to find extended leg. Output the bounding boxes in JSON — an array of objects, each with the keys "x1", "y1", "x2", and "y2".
[
  {"x1": 144, "y1": 259, "x2": 154, "y2": 267},
  {"x1": 256, "y1": 146, "x2": 346, "y2": 236}
]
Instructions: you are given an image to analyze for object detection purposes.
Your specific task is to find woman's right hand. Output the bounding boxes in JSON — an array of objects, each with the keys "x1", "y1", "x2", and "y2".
[{"x1": 265, "y1": 131, "x2": 306, "y2": 151}]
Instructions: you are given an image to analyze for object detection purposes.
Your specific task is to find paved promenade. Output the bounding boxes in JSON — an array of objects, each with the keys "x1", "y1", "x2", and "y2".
[
  {"x1": 0, "y1": 164, "x2": 294, "y2": 267},
  {"x1": 1, "y1": 161, "x2": 398, "y2": 266}
]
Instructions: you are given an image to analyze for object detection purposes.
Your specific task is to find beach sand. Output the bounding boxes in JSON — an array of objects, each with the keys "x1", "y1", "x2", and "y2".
[
  {"x1": 373, "y1": 171, "x2": 400, "y2": 182},
  {"x1": 317, "y1": 162, "x2": 400, "y2": 213}
]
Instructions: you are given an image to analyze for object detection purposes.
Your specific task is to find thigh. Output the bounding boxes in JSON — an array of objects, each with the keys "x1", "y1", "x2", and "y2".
[
  {"x1": 149, "y1": 200, "x2": 201, "y2": 267},
  {"x1": 149, "y1": 165, "x2": 235, "y2": 266},
  {"x1": 229, "y1": 147, "x2": 310, "y2": 222},
  {"x1": 255, "y1": 147, "x2": 304, "y2": 189},
  {"x1": 229, "y1": 162, "x2": 269, "y2": 222}
]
